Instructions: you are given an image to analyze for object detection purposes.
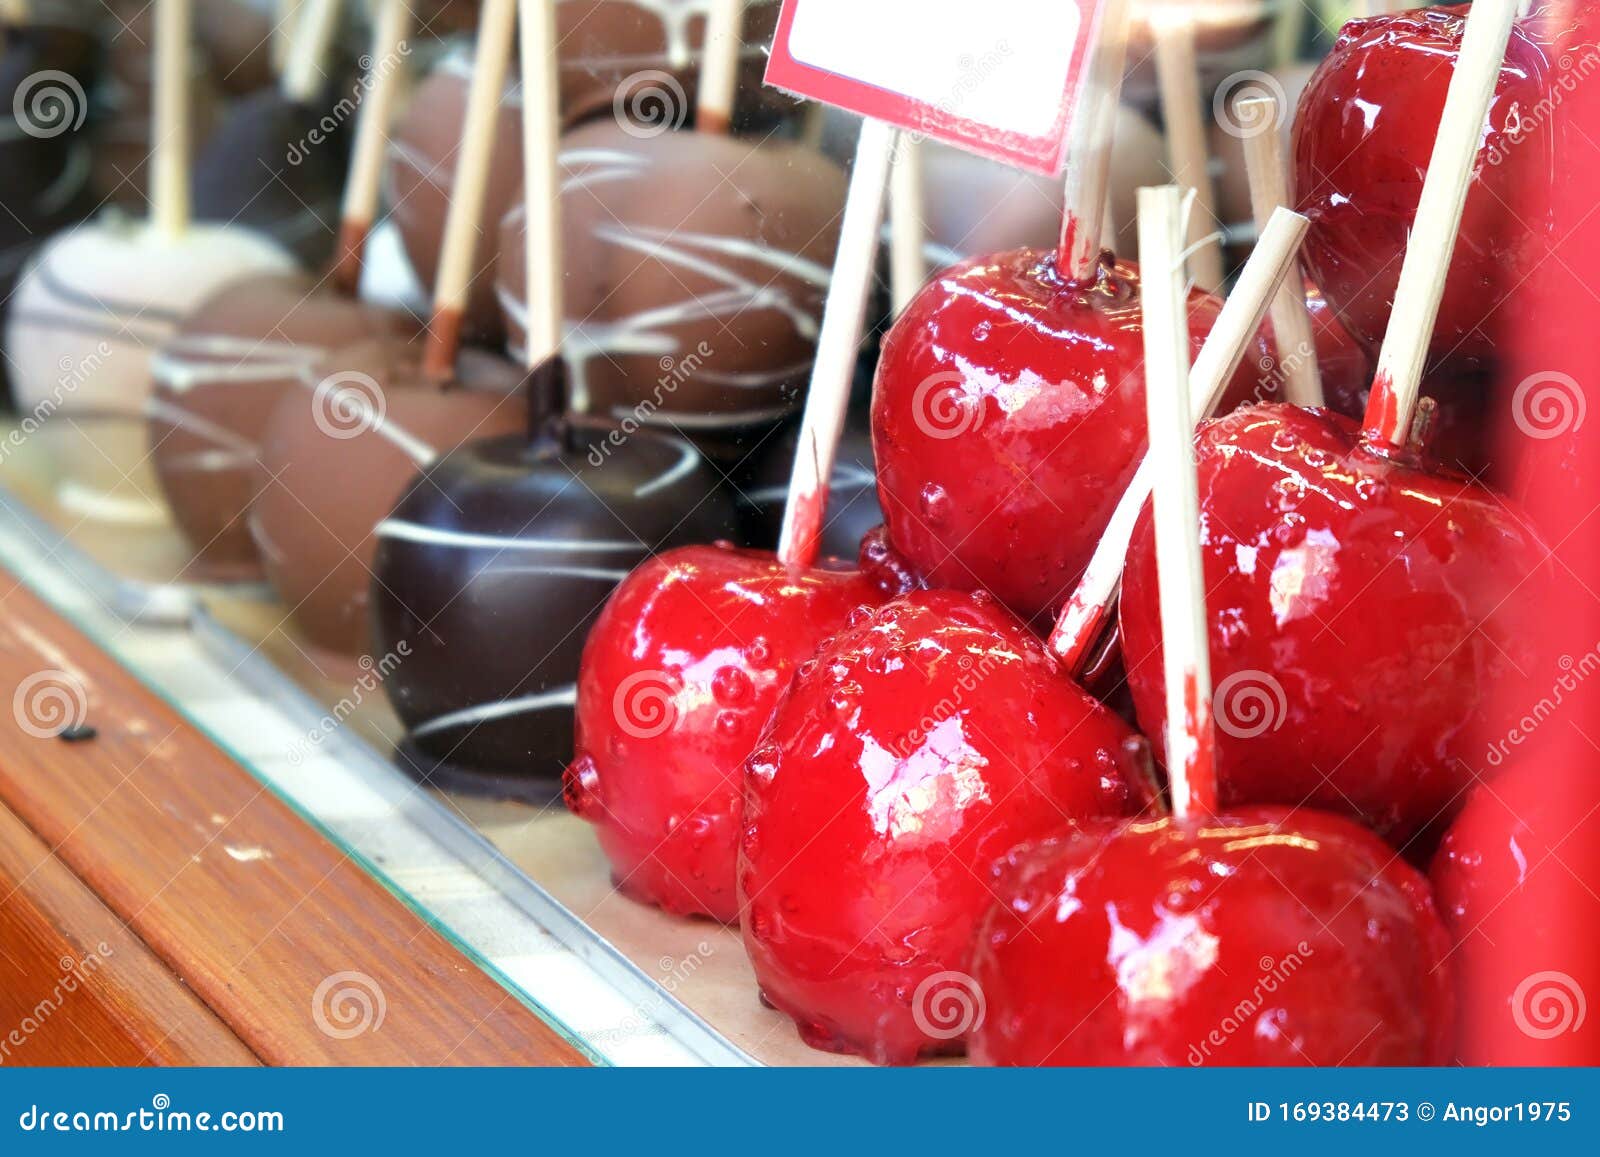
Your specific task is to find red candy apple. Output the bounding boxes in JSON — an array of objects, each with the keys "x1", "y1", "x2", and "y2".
[
  {"x1": 738, "y1": 588, "x2": 1148, "y2": 1065},
  {"x1": 567, "y1": 543, "x2": 889, "y2": 923},
  {"x1": 1120, "y1": 403, "x2": 1550, "y2": 844},
  {"x1": 1293, "y1": 4, "x2": 1556, "y2": 373},
  {"x1": 1431, "y1": 761, "x2": 1600, "y2": 1065},
  {"x1": 872, "y1": 250, "x2": 1271, "y2": 626},
  {"x1": 970, "y1": 806, "x2": 1456, "y2": 1065}
]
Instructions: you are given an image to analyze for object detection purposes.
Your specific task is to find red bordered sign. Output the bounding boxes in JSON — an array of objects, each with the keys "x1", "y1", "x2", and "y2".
[{"x1": 764, "y1": 0, "x2": 1103, "y2": 176}]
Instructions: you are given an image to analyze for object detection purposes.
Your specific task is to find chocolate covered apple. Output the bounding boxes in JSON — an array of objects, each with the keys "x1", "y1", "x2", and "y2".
[
  {"x1": 498, "y1": 118, "x2": 847, "y2": 461},
  {"x1": 148, "y1": 276, "x2": 415, "y2": 579},
  {"x1": 253, "y1": 0, "x2": 528, "y2": 658},
  {"x1": 371, "y1": 0, "x2": 745, "y2": 795},
  {"x1": 150, "y1": 0, "x2": 420, "y2": 579},
  {"x1": 373, "y1": 378, "x2": 733, "y2": 796},
  {"x1": 191, "y1": 0, "x2": 348, "y2": 265}
]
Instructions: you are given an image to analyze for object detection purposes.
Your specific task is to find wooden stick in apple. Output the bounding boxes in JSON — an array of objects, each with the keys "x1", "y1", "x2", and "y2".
[
  {"x1": 777, "y1": 118, "x2": 896, "y2": 566},
  {"x1": 152, "y1": 0, "x2": 193, "y2": 238},
  {"x1": 1239, "y1": 91, "x2": 1323, "y2": 408},
  {"x1": 1362, "y1": 0, "x2": 1519, "y2": 448},
  {"x1": 1135, "y1": 183, "x2": 1217, "y2": 817},
  {"x1": 280, "y1": 0, "x2": 341, "y2": 105},
  {"x1": 517, "y1": 0, "x2": 563, "y2": 377},
  {"x1": 422, "y1": 0, "x2": 517, "y2": 382},
  {"x1": 1058, "y1": 0, "x2": 1132, "y2": 278},
  {"x1": 1152, "y1": 8, "x2": 1225, "y2": 292},
  {"x1": 696, "y1": 0, "x2": 744, "y2": 133},
  {"x1": 1049, "y1": 205, "x2": 1309, "y2": 672},
  {"x1": 332, "y1": 0, "x2": 415, "y2": 294},
  {"x1": 889, "y1": 133, "x2": 927, "y2": 316}
]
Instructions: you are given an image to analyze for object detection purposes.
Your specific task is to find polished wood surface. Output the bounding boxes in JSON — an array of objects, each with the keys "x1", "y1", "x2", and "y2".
[
  {"x1": 0, "y1": 800, "x2": 257, "y2": 1066},
  {"x1": 0, "y1": 576, "x2": 587, "y2": 1067}
]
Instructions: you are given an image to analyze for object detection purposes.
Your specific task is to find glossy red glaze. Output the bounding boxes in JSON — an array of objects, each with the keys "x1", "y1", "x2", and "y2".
[
  {"x1": 970, "y1": 807, "x2": 1456, "y2": 1066},
  {"x1": 872, "y1": 250, "x2": 1270, "y2": 626},
  {"x1": 738, "y1": 588, "x2": 1145, "y2": 1065},
  {"x1": 567, "y1": 543, "x2": 888, "y2": 923},
  {"x1": 1120, "y1": 405, "x2": 1550, "y2": 843},
  {"x1": 1292, "y1": 5, "x2": 1556, "y2": 373},
  {"x1": 1431, "y1": 762, "x2": 1600, "y2": 1064}
]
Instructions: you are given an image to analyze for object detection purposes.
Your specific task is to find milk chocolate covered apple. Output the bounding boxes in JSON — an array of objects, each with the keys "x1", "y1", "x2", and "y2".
[{"x1": 497, "y1": 118, "x2": 847, "y2": 460}]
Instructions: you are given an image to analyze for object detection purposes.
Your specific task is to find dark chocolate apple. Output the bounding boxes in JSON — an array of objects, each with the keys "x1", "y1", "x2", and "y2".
[{"x1": 370, "y1": 364, "x2": 735, "y2": 796}]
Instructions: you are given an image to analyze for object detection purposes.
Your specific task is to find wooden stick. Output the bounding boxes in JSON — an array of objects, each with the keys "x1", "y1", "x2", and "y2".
[
  {"x1": 1239, "y1": 92, "x2": 1323, "y2": 408},
  {"x1": 332, "y1": 0, "x2": 414, "y2": 295},
  {"x1": 1152, "y1": 9, "x2": 1225, "y2": 292},
  {"x1": 1362, "y1": 0, "x2": 1517, "y2": 447},
  {"x1": 152, "y1": 0, "x2": 192, "y2": 238},
  {"x1": 281, "y1": 0, "x2": 341, "y2": 103},
  {"x1": 519, "y1": 0, "x2": 563, "y2": 369},
  {"x1": 777, "y1": 118, "x2": 895, "y2": 568},
  {"x1": 1050, "y1": 206, "x2": 1309, "y2": 674},
  {"x1": 889, "y1": 132, "x2": 927, "y2": 316},
  {"x1": 1274, "y1": 0, "x2": 1309, "y2": 67},
  {"x1": 1136, "y1": 185, "x2": 1217, "y2": 819},
  {"x1": 273, "y1": 0, "x2": 304, "y2": 76},
  {"x1": 422, "y1": 0, "x2": 517, "y2": 382},
  {"x1": 1058, "y1": 0, "x2": 1132, "y2": 278},
  {"x1": 695, "y1": 0, "x2": 743, "y2": 134}
]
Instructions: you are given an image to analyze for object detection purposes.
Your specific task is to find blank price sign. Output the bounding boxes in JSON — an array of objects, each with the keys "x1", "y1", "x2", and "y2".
[{"x1": 765, "y1": 0, "x2": 1102, "y2": 175}]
